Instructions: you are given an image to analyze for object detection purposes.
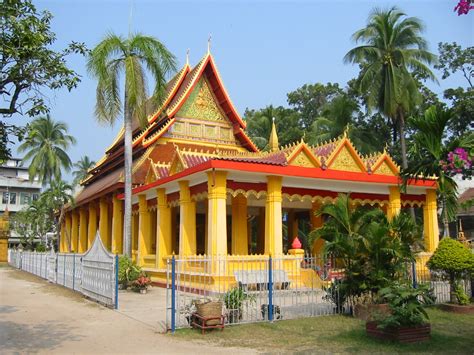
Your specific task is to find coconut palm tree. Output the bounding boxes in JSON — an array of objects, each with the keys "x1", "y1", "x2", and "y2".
[
  {"x1": 87, "y1": 33, "x2": 176, "y2": 257},
  {"x1": 72, "y1": 156, "x2": 95, "y2": 186},
  {"x1": 401, "y1": 106, "x2": 457, "y2": 238},
  {"x1": 344, "y1": 7, "x2": 437, "y2": 169},
  {"x1": 18, "y1": 115, "x2": 76, "y2": 185}
]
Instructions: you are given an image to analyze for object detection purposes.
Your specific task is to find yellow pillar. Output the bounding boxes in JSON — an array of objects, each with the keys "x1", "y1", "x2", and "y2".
[
  {"x1": 207, "y1": 171, "x2": 227, "y2": 256},
  {"x1": 71, "y1": 211, "x2": 79, "y2": 252},
  {"x1": 424, "y1": 189, "x2": 439, "y2": 252},
  {"x1": 387, "y1": 186, "x2": 401, "y2": 221},
  {"x1": 179, "y1": 180, "x2": 196, "y2": 257},
  {"x1": 265, "y1": 176, "x2": 283, "y2": 256},
  {"x1": 156, "y1": 188, "x2": 172, "y2": 268},
  {"x1": 60, "y1": 220, "x2": 66, "y2": 252},
  {"x1": 78, "y1": 208, "x2": 88, "y2": 253},
  {"x1": 257, "y1": 208, "x2": 265, "y2": 254},
  {"x1": 88, "y1": 202, "x2": 97, "y2": 246},
  {"x1": 231, "y1": 194, "x2": 248, "y2": 255},
  {"x1": 99, "y1": 197, "x2": 110, "y2": 249},
  {"x1": 111, "y1": 196, "x2": 123, "y2": 254},
  {"x1": 137, "y1": 195, "x2": 150, "y2": 266},
  {"x1": 65, "y1": 213, "x2": 72, "y2": 252},
  {"x1": 311, "y1": 201, "x2": 324, "y2": 255}
]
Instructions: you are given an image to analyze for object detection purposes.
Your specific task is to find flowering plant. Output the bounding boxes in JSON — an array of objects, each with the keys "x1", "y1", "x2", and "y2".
[
  {"x1": 132, "y1": 275, "x2": 151, "y2": 290},
  {"x1": 454, "y1": 0, "x2": 474, "y2": 15},
  {"x1": 440, "y1": 148, "x2": 472, "y2": 179}
]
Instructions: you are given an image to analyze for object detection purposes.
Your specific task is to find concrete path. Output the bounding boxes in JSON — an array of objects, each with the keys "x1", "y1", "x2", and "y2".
[
  {"x1": 117, "y1": 286, "x2": 168, "y2": 333},
  {"x1": 0, "y1": 266, "x2": 255, "y2": 354}
]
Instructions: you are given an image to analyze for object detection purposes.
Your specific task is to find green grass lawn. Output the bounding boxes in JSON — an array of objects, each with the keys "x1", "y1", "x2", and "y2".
[{"x1": 175, "y1": 308, "x2": 474, "y2": 354}]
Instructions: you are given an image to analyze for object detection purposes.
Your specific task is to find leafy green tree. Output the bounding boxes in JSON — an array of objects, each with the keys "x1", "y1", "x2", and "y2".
[
  {"x1": 402, "y1": 106, "x2": 457, "y2": 237},
  {"x1": 244, "y1": 105, "x2": 302, "y2": 150},
  {"x1": 344, "y1": 7, "x2": 437, "y2": 169},
  {"x1": 287, "y1": 83, "x2": 343, "y2": 130},
  {"x1": 18, "y1": 115, "x2": 75, "y2": 185},
  {"x1": 435, "y1": 43, "x2": 474, "y2": 137},
  {"x1": 435, "y1": 42, "x2": 473, "y2": 88},
  {"x1": 72, "y1": 155, "x2": 95, "y2": 186},
  {"x1": 10, "y1": 198, "x2": 53, "y2": 250},
  {"x1": 0, "y1": 0, "x2": 87, "y2": 160},
  {"x1": 427, "y1": 238, "x2": 474, "y2": 303},
  {"x1": 87, "y1": 33, "x2": 176, "y2": 257}
]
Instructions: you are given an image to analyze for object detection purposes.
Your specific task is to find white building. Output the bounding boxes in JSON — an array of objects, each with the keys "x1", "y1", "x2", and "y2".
[{"x1": 0, "y1": 158, "x2": 42, "y2": 213}]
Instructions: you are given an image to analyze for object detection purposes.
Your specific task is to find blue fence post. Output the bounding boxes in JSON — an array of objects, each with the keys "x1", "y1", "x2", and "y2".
[
  {"x1": 412, "y1": 260, "x2": 418, "y2": 289},
  {"x1": 268, "y1": 255, "x2": 273, "y2": 322},
  {"x1": 171, "y1": 255, "x2": 176, "y2": 333},
  {"x1": 72, "y1": 254, "x2": 76, "y2": 290},
  {"x1": 115, "y1": 254, "x2": 119, "y2": 309}
]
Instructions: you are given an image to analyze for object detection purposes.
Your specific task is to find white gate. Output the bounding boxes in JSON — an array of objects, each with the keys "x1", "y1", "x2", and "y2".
[{"x1": 81, "y1": 233, "x2": 117, "y2": 307}]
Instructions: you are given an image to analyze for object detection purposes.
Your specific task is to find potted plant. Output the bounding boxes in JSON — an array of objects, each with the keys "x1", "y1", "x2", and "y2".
[
  {"x1": 132, "y1": 274, "x2": 151, "y2": 294},
  {"x1": 366, "y1": 283, "x2": 434, "y2": 343},
  {"x1": 223, "y1": 287, "x2": 254, "y2": 323},
  {"x1": 118, "y1": 256, "x2": 141, "y2": 289},
  {"x1": 427, "y1": 238, "x2": 474, "y2": 314}
]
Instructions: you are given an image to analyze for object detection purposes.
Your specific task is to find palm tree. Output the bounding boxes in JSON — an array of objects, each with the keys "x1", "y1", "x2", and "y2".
[
  {"x1": 18, "y1": 115, "x2": 76, "y2": 185},
  {"x1": 401, "y1": 106, "x2": 457, "y2": 238},
  {"x1": 308, "y1": 94, "x2": 384, "y2": 153},
  {"x1": 42, "y1": 180, "x2": 74, "y2": 250},
  {"x1": 87, "y1": 33, "x2": 176, "y2": 257},
  {"x1": 344, "y1": 7, "x2": 437, "y2": 169},
  {"x1": 72, "y1": 156, "x2": 96, "y2": 186}
]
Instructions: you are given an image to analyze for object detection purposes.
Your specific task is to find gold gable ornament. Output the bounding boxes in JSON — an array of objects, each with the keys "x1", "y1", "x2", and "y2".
[
  {"x1": 177, "y1": 77, "x2": 225, "y2": 122},
  {"x1": 329, "y1": 145, "x2": 365, "y2": 173}
]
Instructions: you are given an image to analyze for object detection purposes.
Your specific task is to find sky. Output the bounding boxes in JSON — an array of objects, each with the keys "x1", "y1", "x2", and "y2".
[{"x1": 6, "y1": 0, "x2": 474, "y2": 182}]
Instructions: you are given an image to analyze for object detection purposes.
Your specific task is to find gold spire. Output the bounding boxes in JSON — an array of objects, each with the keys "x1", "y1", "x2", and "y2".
[
  {"x1": 268, "y1": 117, "x2": 279, "y2": 152},
  {"x1": 186, "y1": 48, "x2": 190, "y2": 65}
]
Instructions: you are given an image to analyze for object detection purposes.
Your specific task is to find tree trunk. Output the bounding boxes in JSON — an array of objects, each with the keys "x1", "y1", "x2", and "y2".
[
  {"x1": 397, "y1": 110, "x2": 416, "y2": 219},
  {"x1": 442, "y1": 197, "x2": 450, "y2": 238},
  {"x1": 398, "y1": 111, "x2": 408, "y2": 170},
  {"x1": 123, "y1": 92, "x2": 132, "y2": 257},
  {"x1": 449, "y1": 274, "x2": 456, "y2": 304}
]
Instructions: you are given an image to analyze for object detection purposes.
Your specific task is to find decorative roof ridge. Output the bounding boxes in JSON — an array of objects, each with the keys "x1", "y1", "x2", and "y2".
[
  {"x1": 207, "y1": 53, "x2": 247, "y2": 129},
  {"x1": 131, "y1": 144, "x2": 155, "y2": 175},
  {"x1": 142, "y1": 117, "x2": 175, "y2": 148},
  {"x1": 165, "y1": 54, "x2": 210, "y2": 116}
]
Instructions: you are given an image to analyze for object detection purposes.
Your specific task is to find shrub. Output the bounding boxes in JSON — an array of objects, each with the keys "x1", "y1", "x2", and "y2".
[
  {"x1": 377, "y1": 283, "x2": 434, "y2": 329},
  {"x1": 427, "y1": 238, "x2": 474, "y2": 304},
  {"x1": 118, "y1": 256, "x2": 141, "y2": 287},
  {"x1": 454, "y1": 282, "x2": 470, "y2": 305}
]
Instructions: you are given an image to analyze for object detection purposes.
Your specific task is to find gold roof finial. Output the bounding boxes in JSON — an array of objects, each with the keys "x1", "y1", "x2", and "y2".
[
  {"x1": 186, "y1": 48, "x2": 190, "y2": 65},
  {"x1": 268, "y1": 117, "x2": 279, "y2": 152},
  {"x1": 208, "y1": 35, "x2": 212, "y2": 54},
  {"x1": 343, "y1": 125, "x2": 349, "y2": 138}
]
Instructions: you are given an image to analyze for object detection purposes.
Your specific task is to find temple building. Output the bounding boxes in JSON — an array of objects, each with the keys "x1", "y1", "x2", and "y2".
[{"x1": 61, "y1": 51, "x2": 439, "y2": 282}]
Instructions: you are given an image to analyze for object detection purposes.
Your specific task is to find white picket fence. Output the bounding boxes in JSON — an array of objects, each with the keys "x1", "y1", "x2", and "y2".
[{"x1": 8, "y1": 233, "x2": 118, "y2": 308}]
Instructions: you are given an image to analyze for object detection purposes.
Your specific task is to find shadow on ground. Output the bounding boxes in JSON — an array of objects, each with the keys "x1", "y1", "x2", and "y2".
[{"x1": 0, "y1": 320, "x2": 83, "y2": 352}]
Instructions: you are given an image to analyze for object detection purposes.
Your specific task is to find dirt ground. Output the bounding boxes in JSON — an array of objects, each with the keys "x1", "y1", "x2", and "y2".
[{"x1": 0, "y1": 265, "x2": 255, "y2": 354}]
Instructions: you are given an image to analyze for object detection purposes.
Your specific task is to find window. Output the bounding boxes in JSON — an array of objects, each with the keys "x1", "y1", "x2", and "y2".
[
  {"x1": 2, "y1": 192, "x2": 7, "y2": 204},
  {"x1": 9, "y1": 192, "x2": 16, "y2": 204},
  {"x1": 32, "y1": 193, "x2": 39, "y2": 202},
  {"x1": 20, "y1": 192, "x2": 31, "y2": 205}
]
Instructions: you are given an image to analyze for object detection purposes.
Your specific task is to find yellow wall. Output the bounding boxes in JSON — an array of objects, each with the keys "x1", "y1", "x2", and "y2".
[{"x1": 231, "y1": 194, "x2": 248, "y2": 255}]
